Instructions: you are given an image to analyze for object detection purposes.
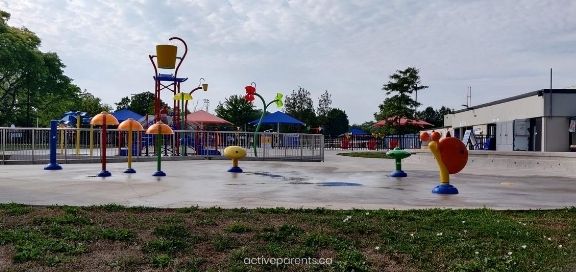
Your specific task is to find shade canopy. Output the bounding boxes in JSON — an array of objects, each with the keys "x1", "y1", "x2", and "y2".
[
  {"x1": 186, "y1": 110, "x2": 232, "y2": 125},
  {"x1": 112, "y1": 109, "x2": 144, "y2": 123},
  {"x1": 60, "y1": 111, "x2": 91, "y2": 126},
  {"x1": 249, "y1": 111, "x2": 305, "y2": 126},
  {"x1": 374, "y1": 117, "x2": 432, "y2": 128},
  {"x1": 350, "y1": 128, "x2": 369, "y2": 135},
  {"x1": 173, "y1": 93, "x2": 193, "y2": 100},
  {"x1": 90, "y1": 112, "x2": 119, "y2": 126},
  {"x1": 146, "y1": 121, "x2": 174, "y2": 135},
  {"x1": 118, "y1": 118, "x2": 145, "y2": 131}
]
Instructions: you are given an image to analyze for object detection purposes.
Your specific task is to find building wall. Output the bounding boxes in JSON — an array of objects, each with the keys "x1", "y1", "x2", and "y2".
[
  {"x1": 443, "y1": 92, "x2": 576, "y2": 152},
  {"x1": 544, "y1": 93, "x2": 576, "y2": 117},
  {"x1": 444, "y1": 95, "x2": 545, "y2": 127},
  {"x1": 543, "y1": 117, "x2": 570, "y2": 152},
  {"x1": 496, "y1": 121, "x2": 514, "y2": 151}
]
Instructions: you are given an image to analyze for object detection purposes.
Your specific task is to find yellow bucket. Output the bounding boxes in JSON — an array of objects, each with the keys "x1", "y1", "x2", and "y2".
[{"x1": 156, "y1": 44, "x2": 177, "y2": 69}]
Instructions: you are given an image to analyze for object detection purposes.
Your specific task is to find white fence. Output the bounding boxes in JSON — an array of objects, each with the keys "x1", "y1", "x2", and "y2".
[{"x1": 0, "y1": 127, "x2": 324, "y2": 164}]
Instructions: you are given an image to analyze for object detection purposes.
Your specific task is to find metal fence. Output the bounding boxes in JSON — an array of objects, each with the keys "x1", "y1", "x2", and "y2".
[
  {"x1": 0, "y1": 127, "x2": 324, "y2": 164},
  {"x1": 324, "y1": 134, "x2": 421, "y2": 151}
]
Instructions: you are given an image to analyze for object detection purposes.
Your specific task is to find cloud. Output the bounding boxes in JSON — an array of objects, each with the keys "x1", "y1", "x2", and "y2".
[{"x1": 1, "y1": 0, "x2": 576, "y2": 124}]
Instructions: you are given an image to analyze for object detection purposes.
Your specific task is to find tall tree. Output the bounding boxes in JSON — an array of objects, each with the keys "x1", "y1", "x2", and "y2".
[
  {"x1": 316, "y1": 90, "x2": 332, "y2": 117},
  {"x1": 417, "y1": 106, "x2": 452, "y2": 128},
  {"x1": 284, "y1": 87, "x2": 317, "y2": 127},
  {"x1": 115, "y1": 96, "x2": 131, "y2": 110},
  {"x1": 127, "y1": 92, "x2": 155, "y2": 116},
  {"x1": 215, "y1": 94, "x2": 259, "y2": 130},
  {"x1": 323, "y1": 108, "x2": 349, "y2": 137},
  {"x1": 74, "y1": 89, "x2": 111, "y2": 116},
  {"x1": 0, "y1": 10, "x2": 99, "y2": 126},
  {"x1": 375, "y1": 67, "x2": 428, "y2": 134}
]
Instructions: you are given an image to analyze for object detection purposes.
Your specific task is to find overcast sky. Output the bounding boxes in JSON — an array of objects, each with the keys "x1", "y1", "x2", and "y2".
[{"x1": 2, "y1": 0, "x2": 576, "y2": 124}]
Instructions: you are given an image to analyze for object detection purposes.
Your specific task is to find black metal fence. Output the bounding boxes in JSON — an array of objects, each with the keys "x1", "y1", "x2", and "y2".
[{"x1": 324, "y1": 134, "x2": 421, "y2": 150}]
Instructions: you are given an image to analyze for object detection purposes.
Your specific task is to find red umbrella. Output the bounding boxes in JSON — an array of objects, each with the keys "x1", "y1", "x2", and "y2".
[
  {"x1": 186, "y1": 110, "x2": 232, "y2": 129},
  {"x1": 374, "y1": 116, "x2": 433, "y2": 128}
]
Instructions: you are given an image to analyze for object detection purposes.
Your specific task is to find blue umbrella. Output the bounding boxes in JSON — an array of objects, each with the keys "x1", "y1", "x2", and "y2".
[{"x1": 249, "y1": 111, "x2": 305, "y2": 132}]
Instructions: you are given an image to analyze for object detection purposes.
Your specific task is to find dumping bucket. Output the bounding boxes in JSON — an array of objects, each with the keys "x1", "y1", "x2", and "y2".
[{"x1": 156, "y1": 45, "x2": 177, "y2": 69}]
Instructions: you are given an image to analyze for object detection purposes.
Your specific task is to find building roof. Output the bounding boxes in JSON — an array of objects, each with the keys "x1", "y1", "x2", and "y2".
[{"x1": 453, "y1": 89, "x2": 576, "y2": 114}]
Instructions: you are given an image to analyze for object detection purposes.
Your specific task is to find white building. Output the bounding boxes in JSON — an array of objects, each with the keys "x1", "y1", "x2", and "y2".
[{"x1": 444, "y1": 89, "x2": 576, "y2": 152}]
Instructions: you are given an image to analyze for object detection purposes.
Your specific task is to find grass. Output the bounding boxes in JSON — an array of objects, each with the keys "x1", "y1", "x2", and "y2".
[
  {"x1": 338, "y1": 151, "x2": 392, "y2": 159},
  {"x1": 0, "y1": 204, "x2": 574, "y2": 271}
]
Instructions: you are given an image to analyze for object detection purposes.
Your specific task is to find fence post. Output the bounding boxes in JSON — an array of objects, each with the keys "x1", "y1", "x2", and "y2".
[
  {"x1": 31, "y1": 129, "x2": 35, "y2": 163},
  {"x1": 320, "y1": 135, "x2": 324, "y2": 161},
  {"x1": 64, "y1": 129, "x2": 68, "y2": 163},
  {"x1": 1, "y1": 128, "x2": 5, "y2": 165},
  {"x1": 45, "y1": 120, "x2": 62, "y2": 170},
  {"x1": 300, "y1": 134, "x2": 303, "y2": 160}
]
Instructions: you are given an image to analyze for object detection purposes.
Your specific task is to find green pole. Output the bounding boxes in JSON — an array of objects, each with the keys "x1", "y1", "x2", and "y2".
[
  {"x1": 395, "y1": 158, "x2": 402, "y2": 171},
  {"x1": 252, "y1": 94, "x2": 267, "y2": 157}
]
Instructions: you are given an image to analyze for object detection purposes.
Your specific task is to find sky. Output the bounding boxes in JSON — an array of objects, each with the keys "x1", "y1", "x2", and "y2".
[{"x1": 1, "y1": 0, "x2": 576, "y2": 124}]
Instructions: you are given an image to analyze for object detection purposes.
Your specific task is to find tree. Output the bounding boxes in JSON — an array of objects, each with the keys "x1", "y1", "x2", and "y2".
[
  {"x1": 375, "y1": 67, "x2": 428, "y2": 134},
  {"x1": 316, "y1": 90, "x2": 332, "y2": 117},
  {"x1": 417, "y1": 106, "x2": 452, "y2": 128},
  {"x1": 115, "y1": 96, "x2": 131, "y2": 110},
  {"x1": 74, "y1": 89, "x2": 111, "y2": 116},
  {"x1": 0, "y1": 10, "x2": 101, "y2": 127},
  {"x1": 215, "y1": 94, "x2": 259, "y2": 130},
  {"x1": 323, "y1": 108, "x2": 349, "y2": 137},
  {"x1": 126, "y1": 92, "x2": 156, "y2": 116},
  {"x1": 285, "y1": 87, "x2": 317, "y2": 127}
]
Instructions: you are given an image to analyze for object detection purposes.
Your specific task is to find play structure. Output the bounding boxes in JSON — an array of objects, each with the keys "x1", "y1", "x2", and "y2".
[
  {"x1": 420, "y1": 131, "x2": 468, "y2": 194},
  {"x1": 146, "y1": 121, "x2": 174, "y2": 176},
  {"x1": 244, "y1": 83, "x2": 284, "y2": 157},
  {"x1": 223, "y1": 146, "x2": 247, "y2": 173},
  {"x1": 150, "y1": 37, "x2": 208, "y2": 156},
  {"x1": 90, "y1": 112, "x2": 119, "y2": 177},
  {"x1": 386, "y1": 147, "x2": 412, "y2": 177}
]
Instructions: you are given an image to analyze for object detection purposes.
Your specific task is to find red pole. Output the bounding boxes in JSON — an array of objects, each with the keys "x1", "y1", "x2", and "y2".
[{"x1": 102, "y1": 115, "x2": 107, "y2": 172}]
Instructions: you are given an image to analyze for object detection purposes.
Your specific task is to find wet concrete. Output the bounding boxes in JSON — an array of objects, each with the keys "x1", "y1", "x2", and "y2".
[{"x1": 0, "y1": 150, "x2": 574, "y2": 209}]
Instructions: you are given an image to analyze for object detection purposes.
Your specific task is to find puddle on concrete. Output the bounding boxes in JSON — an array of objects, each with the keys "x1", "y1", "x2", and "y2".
[
  {"x1": 377, "y1": 186, "x2": 405, "y2": 191},
  {"x1": 247, "y1": 172, "x2": 307, "y2": 183},
  {"x1": 316, "y1": 181, "x2": 362, "y2": 187},
  {"x1": 250, "y1": 172, "x2": 283, "y2": 178}
]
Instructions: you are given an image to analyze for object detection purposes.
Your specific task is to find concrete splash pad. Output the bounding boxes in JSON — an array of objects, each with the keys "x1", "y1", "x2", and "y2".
[{"x1": 0, "y1": 151, "x2": 575, "y2": 209}]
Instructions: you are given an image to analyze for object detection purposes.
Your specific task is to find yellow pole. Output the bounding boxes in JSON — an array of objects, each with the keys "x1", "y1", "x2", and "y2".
[
  {"x1": 89, "y1": 124, "x2": 94, "y2": 157},
  {"x1": 127, "y1": 126, "x2": 133, "y2": 169},
  {"x1": 75, "y1": 113, "x2": 80, "y2": 155},
  {"x1": 233, "y1": 158, "x2": 238, "y2": 168},
  {"x1": 429, "y1": 141, "x2": 449, "y2": 184}
]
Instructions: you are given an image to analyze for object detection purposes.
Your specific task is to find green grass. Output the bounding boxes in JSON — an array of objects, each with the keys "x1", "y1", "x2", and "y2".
[
  {"x1": 0, "y1": 204, "x2": 574, "y2": 271},
  {"x1": 338, "y1": 151, "x2": 392, "y2": 158}
]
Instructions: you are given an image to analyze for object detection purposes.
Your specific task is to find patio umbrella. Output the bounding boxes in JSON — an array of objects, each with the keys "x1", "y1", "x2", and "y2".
[
  {"x1": 146, "y1": 121, "x2": 174, "y2": 177},
  {"x1": 248, "y1": 111, "x2": 305, "y2": 132},
  {"x1": 186, "y1": 110, "x2": 232, "y2": 129},
  {"x1": 118, "y1": 118, "x2": 144, "y2": 173},
  {"x1": 90, "y1": 112, "x2": 119, "y2": 177}
]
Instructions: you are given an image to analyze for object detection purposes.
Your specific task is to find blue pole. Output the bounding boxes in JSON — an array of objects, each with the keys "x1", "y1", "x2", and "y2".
[{"x1": 44, "y1": 120, "x2": 62, "y2": 170}]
